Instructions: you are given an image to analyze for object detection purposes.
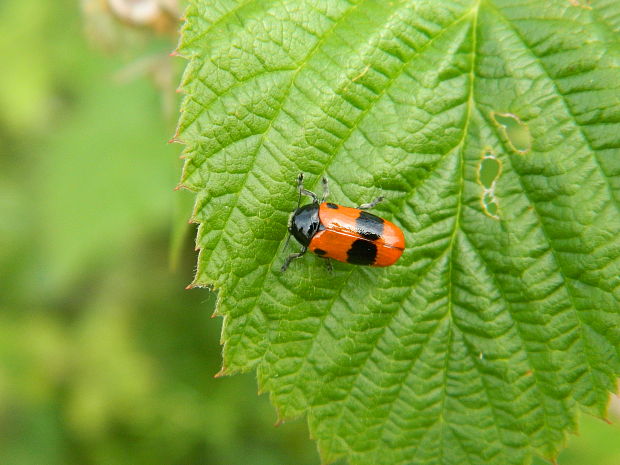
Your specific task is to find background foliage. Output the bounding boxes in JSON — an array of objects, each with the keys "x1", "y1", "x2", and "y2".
[{"x1": 0, "y1": 0, "x2": 619, "y2": 464}]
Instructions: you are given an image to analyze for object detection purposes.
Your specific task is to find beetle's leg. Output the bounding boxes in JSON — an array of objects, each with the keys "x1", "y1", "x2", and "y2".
[
  {"x1": 325, "y1": 257, "x2": 333, "y2": 273},
  {"x1": 320, "y1": 176, "x2": 329, "y2": 203},
  {"x1": 281, "y1": 246, "x2": 307, "y2": 272},
  {"x1": 357, "y1": 196, "x2": 384, "y2": 210},
  {"x1": 297, "y1": 173, "x2": 318, "y2": 204}
]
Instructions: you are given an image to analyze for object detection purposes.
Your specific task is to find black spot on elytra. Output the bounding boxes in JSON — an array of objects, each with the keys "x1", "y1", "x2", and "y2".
[
  {"x1": 347, "y1": 239, "x2": 377, "y2": 265},
  {"x1": 355, "y1": 210, "x2": 384, "y2": 241},
  {"x1": 314, "y1": 248, "x2": 327, "y2": 256},
  {"x1": 326, "y1": 202, "x2": 339, "y2": 209}
]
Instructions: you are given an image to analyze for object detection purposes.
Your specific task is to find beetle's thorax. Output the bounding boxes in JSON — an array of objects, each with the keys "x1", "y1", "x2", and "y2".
[{"x1": 288, "y1": 203, "x2": 321, "y2": 247}]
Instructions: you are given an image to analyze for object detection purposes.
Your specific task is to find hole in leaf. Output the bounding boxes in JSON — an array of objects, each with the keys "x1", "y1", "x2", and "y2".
[
  {"x1": 479, "y1": 156, "x2": 501, "y2": 189},
  {"x1": 477, "y1": 150, "x2": 501, "y2": 220},
  {"x1": 482, "y1": 192, "x2": 499, "y2": 218},
  {"x1": 491, "y1": 112, "x2": 531, "y2": 154}
]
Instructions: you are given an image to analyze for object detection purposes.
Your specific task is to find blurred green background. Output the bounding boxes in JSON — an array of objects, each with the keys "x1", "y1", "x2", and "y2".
[{"x1": 0, "y1": 1, "x2": 618, "y2": 464}]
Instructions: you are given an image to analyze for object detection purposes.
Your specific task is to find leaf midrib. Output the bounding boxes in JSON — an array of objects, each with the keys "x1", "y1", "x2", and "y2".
[{"x1": 318, "y1": 4, "x2": 481, "y2": 458}]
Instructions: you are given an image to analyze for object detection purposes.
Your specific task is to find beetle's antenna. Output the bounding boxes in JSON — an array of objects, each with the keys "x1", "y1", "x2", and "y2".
[{"x1": 296, "y1": 173, "x2": 304, "y2": 208}]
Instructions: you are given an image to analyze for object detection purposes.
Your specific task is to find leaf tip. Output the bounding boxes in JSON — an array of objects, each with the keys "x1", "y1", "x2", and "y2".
[{"x1": 214, "y1": 367, "x2": 228, "y2": 378}]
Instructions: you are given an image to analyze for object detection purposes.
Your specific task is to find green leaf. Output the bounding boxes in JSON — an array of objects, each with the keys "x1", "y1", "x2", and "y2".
[{"x1": 176, "y1": 0, "x2": 620, "y2": 464}]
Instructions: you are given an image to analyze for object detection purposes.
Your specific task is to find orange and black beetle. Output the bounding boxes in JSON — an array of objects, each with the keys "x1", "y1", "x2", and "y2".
[{"x1": 281, "y1": 173, "x2": 405, "y2": 272}]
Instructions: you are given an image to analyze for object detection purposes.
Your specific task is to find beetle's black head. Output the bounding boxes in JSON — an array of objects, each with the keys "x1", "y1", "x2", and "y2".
[{"x1": 288, "y1": 203, "x2": 320, "y2": 247}]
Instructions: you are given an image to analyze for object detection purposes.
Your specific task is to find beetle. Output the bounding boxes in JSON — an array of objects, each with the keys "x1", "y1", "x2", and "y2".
[{"x1": 281, "y1": 173, "x2": 405, "y2": 272}]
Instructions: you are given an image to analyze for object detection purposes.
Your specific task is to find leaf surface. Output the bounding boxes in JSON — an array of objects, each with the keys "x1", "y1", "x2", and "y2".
[{"x1": 176, "y1": 1, "x2": 620, "y2": 464}]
